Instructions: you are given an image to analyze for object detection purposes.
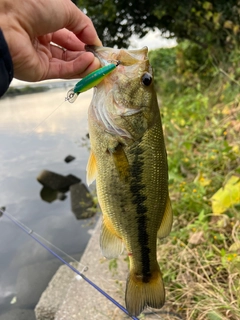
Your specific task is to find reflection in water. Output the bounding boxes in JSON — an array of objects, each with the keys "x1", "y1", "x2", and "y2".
[
  {"x1": 40, "y1": 187, "x2": 58, "y2": 203},
  {"x1": 0, "y1": 88, "x2": 98, "y2": 318},
  {"x1": 0, "y1": 88, "x2": 93, "y2": 135},
  {"x1": 37, "y1": 168, "x2": 95, "y2": 219}
]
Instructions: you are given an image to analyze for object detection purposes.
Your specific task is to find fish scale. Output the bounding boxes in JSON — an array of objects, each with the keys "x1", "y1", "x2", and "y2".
[{"x1": 86, "y1": 45, "x2": 173, "y2": 317}]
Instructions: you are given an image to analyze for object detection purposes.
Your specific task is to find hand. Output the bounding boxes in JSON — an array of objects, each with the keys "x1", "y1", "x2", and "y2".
[{"x1": 0, "y1": 0, "x2": 102, "y2": 81}]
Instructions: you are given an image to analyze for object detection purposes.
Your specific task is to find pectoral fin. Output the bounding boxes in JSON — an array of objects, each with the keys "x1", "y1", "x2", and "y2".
[
  {"x1": 157, "y1": 196, "x2": 173, "y2": 239},
  {"x1": 109, "y1": 143, "x2": 129, "y2": 181},
  {"x1": 86, "y1": 151, "x2": 97, "y2": 186},
  {"x1": 100, "y1": 217, "x2": 124, "y2": 259}
]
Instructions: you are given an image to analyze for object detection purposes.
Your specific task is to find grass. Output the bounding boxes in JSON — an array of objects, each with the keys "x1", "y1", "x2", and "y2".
[{"x1": 150, "y1": 44, "x2": 240, "y2": 319}]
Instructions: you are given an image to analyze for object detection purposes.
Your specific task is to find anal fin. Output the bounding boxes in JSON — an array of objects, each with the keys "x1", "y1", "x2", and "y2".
[
  {"x1": 157, "y1": 195, "x2": 173, "y2": 239},
  {"x1": 100, "y1": 218, "x2": 124, "y2": 259}
]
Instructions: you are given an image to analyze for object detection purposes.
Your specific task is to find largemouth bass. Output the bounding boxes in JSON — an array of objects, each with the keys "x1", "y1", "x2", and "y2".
[{"x1": 86, "y1": 45, "x2": 173, "y2": 316}]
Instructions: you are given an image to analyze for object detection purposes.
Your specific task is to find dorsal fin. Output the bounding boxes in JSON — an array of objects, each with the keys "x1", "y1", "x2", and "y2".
[{"x1": 86, "y1": 151, "x2": 98, "y2": 186}]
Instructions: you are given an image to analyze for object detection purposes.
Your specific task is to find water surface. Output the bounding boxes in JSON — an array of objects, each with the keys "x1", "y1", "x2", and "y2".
[{"x1": 0, "y1": 88, "x2": 97, "y2": 317}]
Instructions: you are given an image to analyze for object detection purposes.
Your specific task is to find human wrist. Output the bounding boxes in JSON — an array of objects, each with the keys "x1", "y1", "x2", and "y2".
[
  {"x1": 0, "y1": 13, "x2": 18, "y2": 60},
  {"x1": 0, "y1": 27, "x2": 14, "y2": 96}
]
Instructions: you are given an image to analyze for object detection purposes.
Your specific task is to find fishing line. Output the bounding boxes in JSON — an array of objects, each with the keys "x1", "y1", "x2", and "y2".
[
  {"x1": 25, "y1": 99, "x2": 67, "y2": 137},
  {"x1": 0, "y1": 208, "x2": 139, "y2": 320}
]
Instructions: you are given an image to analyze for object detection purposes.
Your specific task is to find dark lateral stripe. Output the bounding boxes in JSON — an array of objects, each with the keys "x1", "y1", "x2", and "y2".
[{"x1": 130, "y1": 145, "x2": 151, "y2": 282}]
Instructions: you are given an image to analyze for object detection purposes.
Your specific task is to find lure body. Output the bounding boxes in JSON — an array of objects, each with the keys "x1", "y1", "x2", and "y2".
[
  {"x1": 66, "y1": 63, "x2": 117, "y2": 103},
  {"x1": 74, "y1": 63, "x2": 116, "y2": 94}
]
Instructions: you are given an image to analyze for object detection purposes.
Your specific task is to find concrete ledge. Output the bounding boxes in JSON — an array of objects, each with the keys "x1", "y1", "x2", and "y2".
[
  {"x1": 35, "y1": 218, "x2": 178, "y2": 320},
  {"x1": 35, "y1": 262, "x2": 78, "y2": 320},
  {"x1": 54, "y1": 218, "x2": 129, "y2": 320}
]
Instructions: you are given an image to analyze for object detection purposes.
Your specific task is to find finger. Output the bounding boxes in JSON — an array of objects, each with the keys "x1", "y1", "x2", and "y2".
[
  {"x1": 51, "y1": 29, "x2": 85, "y2": 51},
  {"x1": 63, "y1": 0, "x2": 102, "y2": 46},
  {"x1": 10, "y1": 0, "x2": 102, "y2": 47},
  {"x1": 50, "y1": 44, "x2": 97, "y2": 64},
  {"x1": 50, "y1": 43, "x2": 81, "y2": 60},
  {"x1": 44, "y1": 52, "x2": 101, "y2": 80}
]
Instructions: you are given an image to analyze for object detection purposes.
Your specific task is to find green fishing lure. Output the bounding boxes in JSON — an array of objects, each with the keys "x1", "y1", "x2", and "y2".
[{"x1": 66, "y1": 63, "x2": 118, "y2": 103}]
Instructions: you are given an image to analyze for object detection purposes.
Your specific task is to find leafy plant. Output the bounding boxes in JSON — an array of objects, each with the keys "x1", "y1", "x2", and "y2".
[
  {"x1": 149, "y1": 43, "x2": 240, "y2": 319},
  {"x1": 76, "y1": 0, "x2": 240, "y2": 54}
]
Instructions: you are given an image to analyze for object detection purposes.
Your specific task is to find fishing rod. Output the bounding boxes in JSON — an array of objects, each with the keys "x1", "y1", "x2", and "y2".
[{"x1": 0, "y1": 208, "x2": 139, "y2": 320}]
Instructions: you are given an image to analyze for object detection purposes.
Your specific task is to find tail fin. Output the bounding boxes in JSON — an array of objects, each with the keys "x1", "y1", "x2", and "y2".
[{"x1": 125, "y1": 266, "x2": 165, "y2": 317}]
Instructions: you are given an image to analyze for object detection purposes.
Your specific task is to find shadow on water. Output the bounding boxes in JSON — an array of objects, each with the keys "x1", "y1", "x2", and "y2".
[{"x1": 0, "y1": 87, "x2": 97, "y2": 319}]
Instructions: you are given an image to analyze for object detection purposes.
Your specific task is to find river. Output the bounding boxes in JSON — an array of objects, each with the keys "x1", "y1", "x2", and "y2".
[{"x1": 0, "y1": 87, "x2": 97, "y2": 319}]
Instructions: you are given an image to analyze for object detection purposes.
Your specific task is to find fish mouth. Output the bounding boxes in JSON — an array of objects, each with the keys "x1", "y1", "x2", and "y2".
[
  {"x1": 85, "y1": 45, "x2": 114, "y2": 66},
  {"x1": 85, "y1": 45, "x2": 110, "y2": 55},
  {"x1": 85, "y1": 45, "x2": 149, "y2": 67}
]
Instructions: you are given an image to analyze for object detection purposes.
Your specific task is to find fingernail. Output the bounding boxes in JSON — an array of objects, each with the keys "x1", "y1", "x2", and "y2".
[{"x1": 95, "y1": 36, "x2": 103, "y2": 46}]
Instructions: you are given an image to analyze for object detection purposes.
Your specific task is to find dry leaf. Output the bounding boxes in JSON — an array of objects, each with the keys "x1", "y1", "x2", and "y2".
[{"x1": 188, "y1": 231, "x2": 204, "y2": 245}]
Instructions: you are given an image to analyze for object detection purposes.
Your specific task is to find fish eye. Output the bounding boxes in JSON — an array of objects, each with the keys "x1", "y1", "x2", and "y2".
[{"x1": 141, "y1": 73, "x2": 152, "y2": 86}]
